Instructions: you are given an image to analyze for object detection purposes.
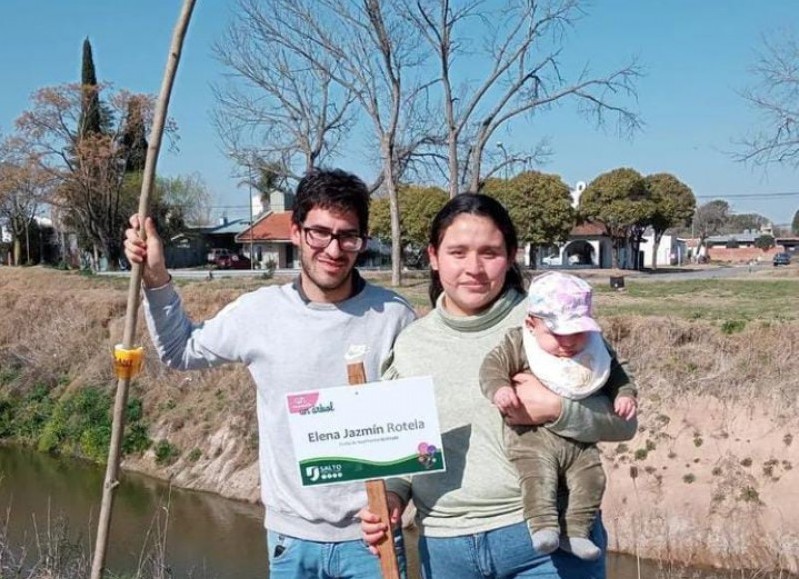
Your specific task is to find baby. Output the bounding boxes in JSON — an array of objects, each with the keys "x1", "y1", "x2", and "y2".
[{"x1": 480, "y1": 272, "x2": 637, "y2": 560}]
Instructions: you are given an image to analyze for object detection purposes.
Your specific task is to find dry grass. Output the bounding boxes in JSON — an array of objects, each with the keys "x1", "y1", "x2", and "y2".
[
  {"x1": 2, "y1": 265, "x2": 798, "y2": 576},
  {"x1": 603, "y1": 316, "x2": 798, "y2": 413},
  {"x1": 0, "y1": 507, "x2": 90, "y2": 579},
  {"x1": 0, "y1": 498, "x2": 216, "y2": 579}
]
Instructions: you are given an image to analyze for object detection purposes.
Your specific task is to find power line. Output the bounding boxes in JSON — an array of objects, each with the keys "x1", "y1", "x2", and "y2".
[{"x1": 695, "y1": 191, "x2": 799, "y2": 199}]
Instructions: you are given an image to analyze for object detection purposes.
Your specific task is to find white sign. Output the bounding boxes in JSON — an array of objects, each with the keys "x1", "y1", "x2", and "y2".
[{"x1": 286, "y1": 376, "x2": 445, "y2": 486}]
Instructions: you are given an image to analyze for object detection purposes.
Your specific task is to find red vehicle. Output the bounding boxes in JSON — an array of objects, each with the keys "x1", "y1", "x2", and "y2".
[
  {"x1": 206, "y1": 248, "x2": 231, "y2": 263},
  {"x1": 215, "y1": 254, "x2": 252, "y2": 270}
]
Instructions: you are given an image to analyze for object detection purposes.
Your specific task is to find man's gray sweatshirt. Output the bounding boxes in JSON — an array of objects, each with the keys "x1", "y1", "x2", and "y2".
[{"x1": 142, "y1": 278, "x2": 416, "y2": 541}]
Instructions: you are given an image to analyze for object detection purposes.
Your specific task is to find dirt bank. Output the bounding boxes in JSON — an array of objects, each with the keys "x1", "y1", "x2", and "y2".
[{"x1": 1, "y1": 267, "x2": 796, "y2": 573}]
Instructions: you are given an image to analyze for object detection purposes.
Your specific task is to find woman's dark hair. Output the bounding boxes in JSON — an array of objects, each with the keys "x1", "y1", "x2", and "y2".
[
  {"x1": 428, "y1": 193, "x2": 525, "y2": 305},
  {"x1": 292, "y1": 168, "x2": 370, "y2": 234}
]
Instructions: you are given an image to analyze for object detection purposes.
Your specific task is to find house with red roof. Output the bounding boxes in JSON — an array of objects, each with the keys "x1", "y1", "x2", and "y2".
[{"x1": 236, "y1": 211, "x2": 296, "y2": 269}]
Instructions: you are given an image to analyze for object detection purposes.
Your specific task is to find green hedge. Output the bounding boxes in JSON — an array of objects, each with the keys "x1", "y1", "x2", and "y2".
[{"x1": 0, "y1": 384, "x2": 151, "y2": 463}]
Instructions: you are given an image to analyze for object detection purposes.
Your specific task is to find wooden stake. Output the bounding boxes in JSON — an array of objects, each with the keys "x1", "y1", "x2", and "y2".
[
  {"x1": 347, "y1": 362, "x2": 400, "y2": 579},
  {"x1": 90, "y1": 2, "x2": 197, "y2": 578}
]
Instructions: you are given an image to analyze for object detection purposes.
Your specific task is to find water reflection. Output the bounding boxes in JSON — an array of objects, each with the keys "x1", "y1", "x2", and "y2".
[
  {"x1": 0, "y1": 445, "x2": 266, "y2": 578},
  {"x1": 0, "y1": 446, "x2": 792, "y2": 578}
]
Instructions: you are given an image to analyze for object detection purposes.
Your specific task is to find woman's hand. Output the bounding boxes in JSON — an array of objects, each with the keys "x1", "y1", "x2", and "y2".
[
  {"x1": 504, "y1": 372, "x2": 562, "y2": 426},
  {"x1": 358, "y1": 492, "x2": 404, "y2": 555}
]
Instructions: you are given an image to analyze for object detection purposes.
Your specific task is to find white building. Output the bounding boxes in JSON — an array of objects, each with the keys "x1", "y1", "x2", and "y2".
[{"x1": 640, "y1": 233, "x2": 688, "y2": 267}]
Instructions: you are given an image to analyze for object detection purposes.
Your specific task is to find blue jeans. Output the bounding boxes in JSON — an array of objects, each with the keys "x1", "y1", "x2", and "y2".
[
  {"x1": 266, "y1": 529, "x2": 407, "y2": 578},
  {"x1": 418, "y1": 517, "x2": 607, "y2": 579}
]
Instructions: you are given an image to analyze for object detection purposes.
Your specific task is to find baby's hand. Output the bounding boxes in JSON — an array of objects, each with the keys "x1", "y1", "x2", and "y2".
[
  {"x1": 493, "y1": 386, "x2": 521, "y2": 414},
  {"x1": 615, "y1": 396, "x2": 637, "y2": 420}
]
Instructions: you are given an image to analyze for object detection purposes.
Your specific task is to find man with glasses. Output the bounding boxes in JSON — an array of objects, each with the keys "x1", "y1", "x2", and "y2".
[{"x1": 123, "y1": 168, "x2": 416, "y2": 578}]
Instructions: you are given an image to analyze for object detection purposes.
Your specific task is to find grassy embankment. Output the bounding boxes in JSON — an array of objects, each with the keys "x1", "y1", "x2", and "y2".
[{"x1": 0, "y1": 265, "x2": 797, "y2": 577}]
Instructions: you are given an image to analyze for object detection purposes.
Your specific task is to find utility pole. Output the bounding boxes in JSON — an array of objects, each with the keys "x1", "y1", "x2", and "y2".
[
  {"x1": 230, "y1": 150, "x2": 257, "y2": 269},
  {"x1": 247, "y1": 161, "x2": 255, "y2": 269}
]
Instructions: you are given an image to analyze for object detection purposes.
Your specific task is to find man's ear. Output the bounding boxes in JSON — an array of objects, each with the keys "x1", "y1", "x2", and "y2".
[{"x1": 290, "y1": 221, "x2": 302, "y2": 247}]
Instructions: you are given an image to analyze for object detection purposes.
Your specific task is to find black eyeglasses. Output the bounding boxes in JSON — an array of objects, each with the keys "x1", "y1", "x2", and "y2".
[{"x1": 303, "y1": 227, "x2": 366, "y2": 252}]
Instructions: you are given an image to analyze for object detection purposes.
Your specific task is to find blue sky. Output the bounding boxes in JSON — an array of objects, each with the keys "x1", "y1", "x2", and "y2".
[{"x1": 1, "y1": 1, "x2": 798, "y2": 225}]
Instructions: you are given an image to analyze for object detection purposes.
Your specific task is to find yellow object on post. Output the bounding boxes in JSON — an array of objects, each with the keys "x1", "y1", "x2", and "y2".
[{"x1": 113, "y1": 345, "x2": 144, "y2": 379}]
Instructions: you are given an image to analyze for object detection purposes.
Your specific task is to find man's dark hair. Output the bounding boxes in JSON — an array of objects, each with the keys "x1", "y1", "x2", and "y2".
[{"x1": 292, "y1": 169, "x2": 370, "y2": 234}]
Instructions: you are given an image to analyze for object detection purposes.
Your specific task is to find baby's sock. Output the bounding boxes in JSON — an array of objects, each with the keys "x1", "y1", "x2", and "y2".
[
  {"x1": 560, "y1": 536, "x2": 602, "y2": 561},
  {"x1": 530, "y1": 528, "x2": 559, "y2": 554}
]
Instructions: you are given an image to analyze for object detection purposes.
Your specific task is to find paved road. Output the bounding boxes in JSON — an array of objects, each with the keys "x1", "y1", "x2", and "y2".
[
  {"x1": 633, "y1": 263, "x2": 773, "y2": 282},
  {"x1": 100, "y1": 263, "x2": 789, "y2": 283},
  {"x1": 99, "y1": 267, "x2": 294, "y2": 281}
]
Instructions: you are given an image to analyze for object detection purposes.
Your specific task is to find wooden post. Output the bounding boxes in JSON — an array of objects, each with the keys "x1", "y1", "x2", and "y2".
[
  {"x1": 347, "y1": 362, "x2": 400, "y2": 579},
  {"x1": 89, "y1": 2, "x2": 197, "y2": 578}
]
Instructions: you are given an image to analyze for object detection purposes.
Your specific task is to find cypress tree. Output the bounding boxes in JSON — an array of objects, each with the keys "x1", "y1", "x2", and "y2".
[{"x1": 79, "y1": 37, "x2": 102, "y2": 138}]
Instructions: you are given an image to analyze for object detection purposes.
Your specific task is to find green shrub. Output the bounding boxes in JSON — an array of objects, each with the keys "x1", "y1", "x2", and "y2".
[
  {"x1": 37, "y1": 387, "x2": 111, "y2": 457},
  {"x1": 123, "y1": 422, "x2": 151, "y2": 455},
  {"x1": 0, "y1": 365, "x2": 22, "y2": 386},
  {"x1": 739, "y1": 486, "x2": 761, "y2": 504},
  {"x1": 80, "y1": 425, "x2": 113, "y2": 462},
  {"x1": 127, "y1": 398, "x2": 144, "y2": 422},
  {"x1": 188, "y1": 448, "x2": 202, "y2": 462},
  {"x1": 762, "y1": 458, "x2": 779, "y2": 478},
  {"x1": 154, "y1": 440, "x2": 180, "y2": 466},
  {"x1": 0, "y1": 395, "x2": 19, "y2": 438},
  {"x1": 720, "y1": 319, "x2": 746, "y2": 334},
  {"x1": 15, "y1": 384, "x2": 55, "y2": 443},
  {"x1": 753, "y1": 234, "x2": 775, "y2": 250},
  {"x1": 0, "y1": 384, "x2": 153, "y2": 463}
]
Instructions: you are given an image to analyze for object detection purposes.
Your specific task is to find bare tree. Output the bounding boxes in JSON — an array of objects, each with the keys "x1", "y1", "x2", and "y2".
[
  {"x1": 227, "y1": 0, "x2": 430, "y2": 286},
  {"x1": 736, "y1": 31, "x2": 799, "y2": 168},
  {"x1": 693, "y1": 199, "x2": 730, "y2": 258},
  {"x1": 157, "y1": 173, "x2": 214, "y2": 227},
  {"x1": 13, "y1": 85, "x2": 174, "y2": 268},
  {"x1": 0, "y1": 147, "x2": 53, "y2": 265},
  {"x1": 405, "y1": 0, "x2": 642, "y2": 197},
  {"x1": 213, "y1": 0, "x2": 358, "y2": 183}
]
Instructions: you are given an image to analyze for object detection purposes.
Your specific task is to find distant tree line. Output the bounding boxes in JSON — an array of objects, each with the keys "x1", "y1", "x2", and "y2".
[{"x1": 370, "y1": 167, "x2": 697, "y2": 271}]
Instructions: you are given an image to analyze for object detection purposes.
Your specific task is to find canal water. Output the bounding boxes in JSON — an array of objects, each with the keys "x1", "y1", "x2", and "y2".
[{"x1": 0, "y1": 445, "x2": 786, "y2": 578}]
